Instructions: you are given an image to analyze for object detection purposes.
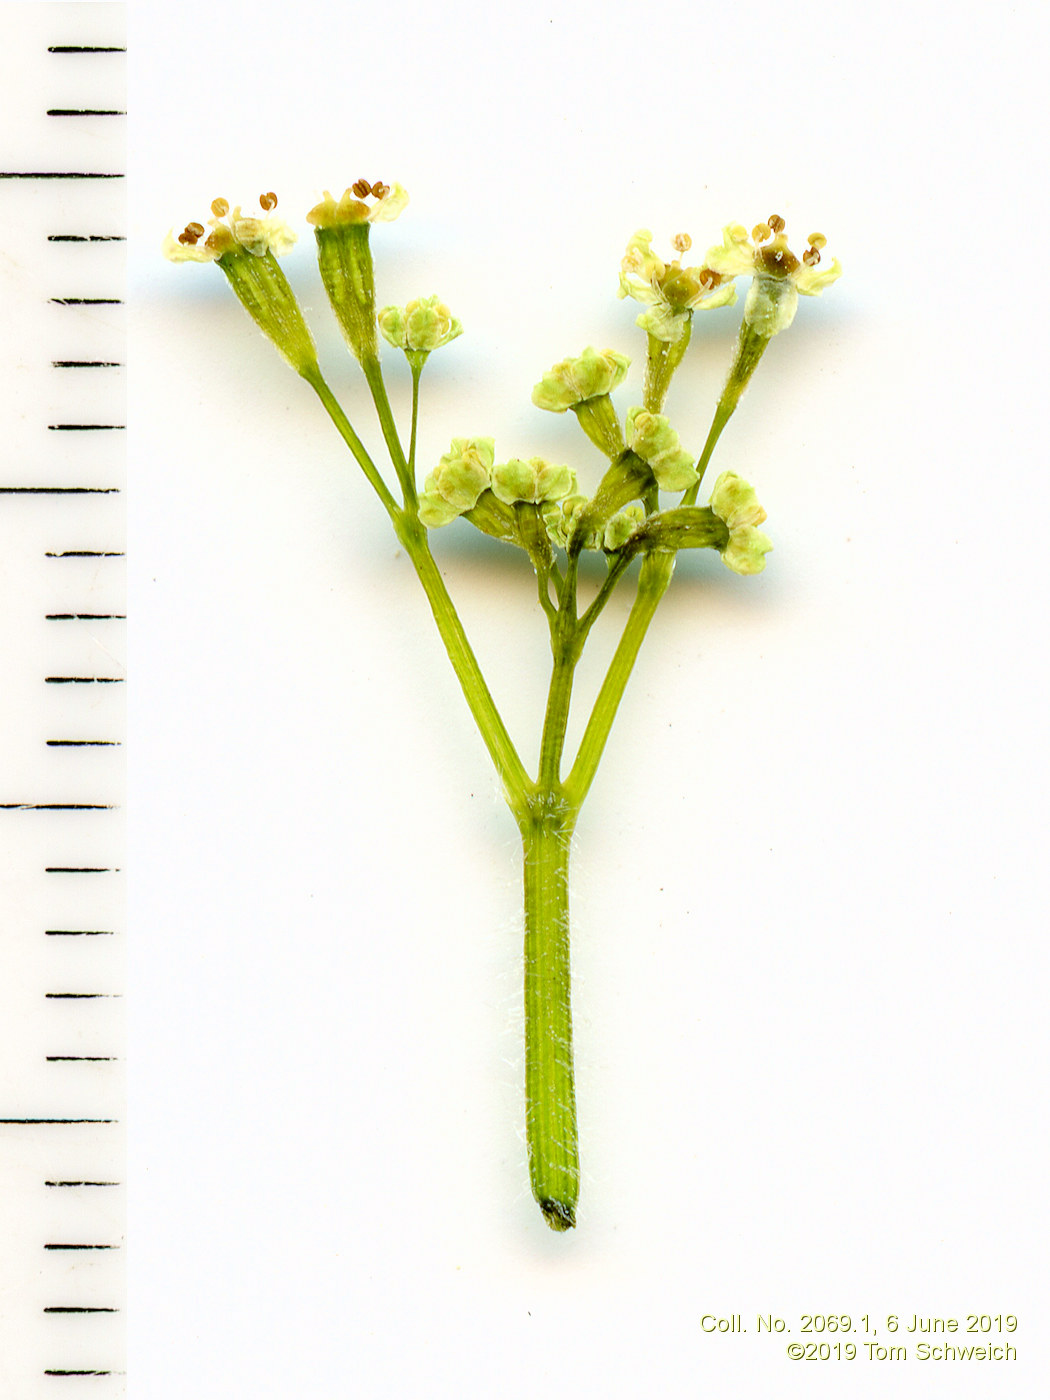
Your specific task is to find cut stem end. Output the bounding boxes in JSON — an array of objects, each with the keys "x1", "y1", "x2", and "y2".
[{"x1": 539, "y1": 1198, "x2": 577, "y2": 1232}]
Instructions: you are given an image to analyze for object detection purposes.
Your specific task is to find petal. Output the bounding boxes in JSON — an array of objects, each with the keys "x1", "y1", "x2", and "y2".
[
  {"x1": 687, "y1": 280, "x2": 738, "y2": 313},
  {"x1": 368, "y1": 183, "x2": 410, "y2": 223},
  {"x1": 796, "y1": 256, "x2": 842, "y2": 296},
  {"x1": 703, "y1": 223, "x2": 757, "y2": 279},
  {"x1": 162, "y1": 229, "x2": 219, "y2": 263}
]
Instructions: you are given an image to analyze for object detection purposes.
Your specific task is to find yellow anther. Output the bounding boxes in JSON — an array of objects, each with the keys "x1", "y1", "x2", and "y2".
[
  {"x1": 211, "y1": 197, "x2": 229, "y2": 218},
  {"x1": 672, "y1": 232, "x2": 692, "y2": 254},
  {"x1": 808, "y1": 232, "x2": 827, "y2": 250},
  {"x1": 259, "y1": 191, "x2": 278, "y2": 211},
  {"x1": 753, "y1": 222, "x2": 771, "y2": 243}
]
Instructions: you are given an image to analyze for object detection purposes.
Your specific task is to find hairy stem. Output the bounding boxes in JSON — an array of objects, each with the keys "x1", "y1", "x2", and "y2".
[{"x1": 522, "y1": 800, "x2": 579, "y2": 1230}]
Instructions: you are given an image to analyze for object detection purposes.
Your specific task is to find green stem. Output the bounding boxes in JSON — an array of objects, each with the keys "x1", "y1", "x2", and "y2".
[
  {"x1": 538, "y1": 620, "x2": 579, "y2": 789},
  {"x1": 681, "y1": 320, "x2": 772, "y2": 506},
  {"x1": 396, "y1": 516, "x2": 531, "y2": 815},
  {"x1": 304, "y1": 367, "x2": 400, "y2": 519},
  {"x1": 577, "y1": 554, "x2": 631, "y2": 645},
  {"x1": 362, "y1": 353, "x2": 416, "y2": 507},
  {"x1": 680, "y1": 399, "x2": 733, "y2": 506},
  {"x1": 309, "y1": 373, "x2": 527, "y2": 810},
  {"x1": 408, "y1": 362, "x2": 422, "y2": 481},
  {"x1": 522, "y1": 800, "x2": 579, "y2": 1230},
  {"x1": 564, "y1": 551, "x2": 675, "y2": 807}
]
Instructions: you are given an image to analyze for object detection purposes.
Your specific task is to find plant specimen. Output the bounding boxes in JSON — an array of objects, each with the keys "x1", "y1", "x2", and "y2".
[{"x1": 165, "y1": 184, "x2": 840, "y2": 1231}]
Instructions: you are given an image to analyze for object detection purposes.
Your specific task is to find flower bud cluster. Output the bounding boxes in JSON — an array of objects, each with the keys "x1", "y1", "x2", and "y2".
[
  {"x1": 531, "y1": 347, "x2": 630, "y2": 414},
  {"x1": 378, "y1": 296, "x2": 462, "y2": 357},
  {"x1": 624, "y1": 408, "x2": 697, "y2": 491},
  {"x1": 418, "y1": 441, "x2": 578, "y2": 531},
  {"x1": 538, "y1": 497, "x2": 645, "y2": 554},
  {"x1": 708, "y1": 471, "x2": 773, "y2": 574}
]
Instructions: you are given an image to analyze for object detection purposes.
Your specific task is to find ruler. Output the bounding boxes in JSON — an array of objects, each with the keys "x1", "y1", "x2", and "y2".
[{"x1": 0, "y1": 4, "x2": 126, "y2": 1394}]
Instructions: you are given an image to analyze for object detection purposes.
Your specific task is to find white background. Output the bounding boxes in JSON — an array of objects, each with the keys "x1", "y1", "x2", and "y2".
[{"x1": 124, "y1": 0, "x2": 1046, "y2": 1395}]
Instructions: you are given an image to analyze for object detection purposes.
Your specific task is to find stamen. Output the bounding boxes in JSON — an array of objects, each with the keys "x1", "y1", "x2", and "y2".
[
  {"x1": 672, "y1": 232, "x2": 692, "y2": 254},
  {"x1": 753, "y1": 222, "x2": 771, "y2": 243},
  {"x1": 808, "y1": 232, "x2": 827, "y2": 250},
  {"x1": 177, "y1": 226, "x2": 200, "y2": 245},
  {"x1": 803, "y1": 247, "x2": 821, "y2": 266},
  {"x1": 211, "y1": 197, "x2": 229, "y2": 218},
  {"x1": 259, "y1": 191, "x2": 278, "y2": 211},
  {"x1": 768, "y1": 213, "x2": 786, "y2": 234},
  {"x1": 351, "y1": 178, "x2": 373, "y2": 198},
  {"x1": 185, "y1": 222, "x2": 205, "y2": 238},
  {"x1": 370, "y1": 181, "x2": 390, "y2": 199}
]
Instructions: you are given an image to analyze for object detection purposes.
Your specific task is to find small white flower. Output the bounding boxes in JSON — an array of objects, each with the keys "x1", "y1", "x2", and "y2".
[
  {"x1": 618, "y1": 229, "x2": 737, "y2": 342},
  {"x1": 163, "y1": 193, "x2": 297, "y2": 263},
  {"x1": 306, "y1": 180, "x2": 409, "y2": 228},
  {"x1": 705, "y1": 217, "x2": 841, "y2": 334}
]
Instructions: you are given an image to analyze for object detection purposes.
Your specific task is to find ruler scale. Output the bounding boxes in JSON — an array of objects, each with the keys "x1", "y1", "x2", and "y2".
[{"x1": 0, "y1": 5, "x2": 126, "y2": 1395}]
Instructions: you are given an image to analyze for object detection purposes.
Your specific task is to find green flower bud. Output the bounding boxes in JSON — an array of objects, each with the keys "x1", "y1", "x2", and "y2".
[
  {"x1": 531, "y1": 347, "x2": 630, "y2": 413},
  {"x1": 624, "y1": 408, "x2": 697, "y2": 492},
  {"x1": 378, "y1": 295, "x2": 463, "y2": 356},
  {"x1": 708, "y1": 471, "x2": 773, "y2": 574},
  {"x1": 602, "y1": 504, "x2": 646, "y2": 553},
  {"x1": 418, "y1": 490, "x2": 463, "y2": 528},
  {"x1": 490, "y1": 457, "x2": 576, "y2": 507},
  {"x1": 417, "y1": 437, "x2": 495, "y2": 528},
  {"x1": 542, "y1": 494, "x2": 599, "y2": 552}
]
